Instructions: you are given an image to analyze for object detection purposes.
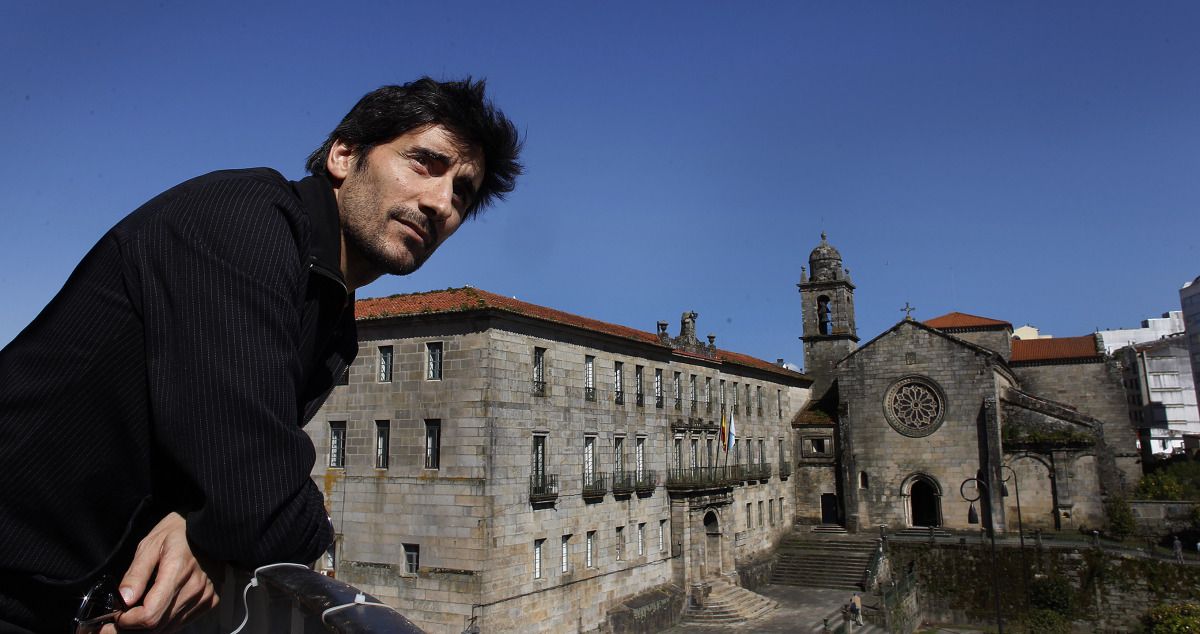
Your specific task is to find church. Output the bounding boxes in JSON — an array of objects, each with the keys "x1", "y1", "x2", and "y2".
[{"x1": 791, "y1": 234, "x2": 1140, "y2": 536}]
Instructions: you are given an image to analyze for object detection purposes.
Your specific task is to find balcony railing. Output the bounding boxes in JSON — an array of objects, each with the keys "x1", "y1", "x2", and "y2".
[
  {"x1": 615, "y1": 391, "x2": 624, "y2": 405},
  {"x1": 188, "y1": 564, "x2": 424, "y2": 633},
  {"x1": 634, "y1": 469, "x2": 657, "y2": 492},
  {"x1": 585, "y1": 386, "x2": 596, "y2": 401},
  {"x1": 728, "y1": 463, "x2": 746, "y2": 482},
  {"x1": 779, "y1": 462, "x2": 792, "y2": 480},
  {"x1": 746, "y1": 463, "x2": 772, "y2": 481},
  {"x1": 611, "y1": 469, "x2": 635, "y2": 494},
  {"x1": 665, "y1": 466, "x2": 734, "y2": 490},
  {"x1": 530, "y1": 473, "x2": 559, "y2": 503},
  {"x1": 582, "y1": 470, "x2": 608, "y2": 498},
  {"x1": 531, "y1": 380, "x2": 546, "y2": 396}
]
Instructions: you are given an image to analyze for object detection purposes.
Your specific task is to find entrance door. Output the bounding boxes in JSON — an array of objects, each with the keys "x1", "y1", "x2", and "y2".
[
  {"x1": 703, "y1": 511, "x2": 721, "y2": 578},
  {"x1": 820, "y1": 493, "x2": 839, "y2": 524},
  {"x1": 910, "y1": 479, "x2": 941, "y2": 527}
]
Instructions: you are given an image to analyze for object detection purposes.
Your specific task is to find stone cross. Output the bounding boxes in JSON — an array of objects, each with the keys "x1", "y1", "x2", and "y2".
[{"x1": 901, "y1": 302, "x2": 916, "y2": 320}]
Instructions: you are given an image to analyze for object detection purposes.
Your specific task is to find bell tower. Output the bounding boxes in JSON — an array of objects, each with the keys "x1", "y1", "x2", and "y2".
[{"x1": 799, "y1": 232, "x2": 858, "y2": 395}]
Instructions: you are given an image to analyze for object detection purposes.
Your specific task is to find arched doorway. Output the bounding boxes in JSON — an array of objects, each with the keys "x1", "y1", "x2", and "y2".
[
  {"x1": 703, "y1": 510, "x2": 721, "y2": 578},
  {"x1": 909, "y1": 478, "x2": 941, "y2": 527}
]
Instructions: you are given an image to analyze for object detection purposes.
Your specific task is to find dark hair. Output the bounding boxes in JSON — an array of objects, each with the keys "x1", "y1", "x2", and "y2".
[{"x1": 306, "y1": 77, "x2": 523, "y2": 217}]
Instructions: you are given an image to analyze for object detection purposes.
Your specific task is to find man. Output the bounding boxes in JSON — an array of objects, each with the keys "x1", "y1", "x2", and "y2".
[{"x1": 0, "y1": 77, "x2": 521, "y2": 633}]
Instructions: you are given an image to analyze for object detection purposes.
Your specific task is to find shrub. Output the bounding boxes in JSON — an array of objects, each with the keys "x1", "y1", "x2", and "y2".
[
  {"x1": 1023, "y1": 608, "x2": 1070, "y2": 634},
  {"x1": 1145, "y1": 602, "x2": 1200, "y2": 633},
  {"x1": 1105, "y1": 497, "x2": 1136, "y2": 541},
  {"x1": 1029, "y1": 576, "x2": 1072, "y2": 614}
]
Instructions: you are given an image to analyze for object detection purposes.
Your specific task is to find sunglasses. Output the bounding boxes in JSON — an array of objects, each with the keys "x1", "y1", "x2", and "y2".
[{"x1": 73, "y1": 576, "x2": 127, "y2": 634}]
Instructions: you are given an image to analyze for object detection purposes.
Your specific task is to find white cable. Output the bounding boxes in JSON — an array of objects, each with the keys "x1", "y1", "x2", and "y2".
[
  {"x1": 227, "y1": 563, "x2": 310, "y2": 634},
  {"x1": 319, "y1": 591, "x2": 393, "y2": 624}
]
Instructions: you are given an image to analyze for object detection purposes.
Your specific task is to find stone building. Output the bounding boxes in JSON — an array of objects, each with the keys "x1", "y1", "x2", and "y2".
[
  {"x1": 305, "y1": 287, "x2": 809, "y2": 633},
  {"x1": 792, "y1": 235, "x2": 1139, "y2": 537}
]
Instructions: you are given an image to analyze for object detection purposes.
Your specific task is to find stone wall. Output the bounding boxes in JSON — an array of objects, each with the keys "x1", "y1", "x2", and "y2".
[
  {"x1": 734, "y1": 550, "x2": 777, "y2": 591},
  {"x1": 1014, "y1": 360, "x2": 1141, "y2": 495},
  {"x1": 605, "y1": 584, "x2": 686, "y2": 634},
  {"x1": 1130, "y1": 500, "x2": 1200, "y2": 536},
  {"x1": 791, "y1": 463, "x2": 837, "y2": 525},
  {"x1": 888, "y1": 540, "x2": 1200, "y2": 632}
]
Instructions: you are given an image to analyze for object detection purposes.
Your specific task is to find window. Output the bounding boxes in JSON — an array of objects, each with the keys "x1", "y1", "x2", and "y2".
[
  {"x1": 615, "y1": 526, "x2": 624, "y2": 560},
  {"x1": 673, "y1": 436, "x2": 683, "y2": 470},
  {"x1": 562, "y1": 535, "x2": 571, "y2": 573},
  {"x1": 654, "y1": 369, "x2": 664, "y2": 408},
  {"x1": 614, "y1": 362, "x2": 624, "y2": 403},
  {"x1": 745, "y1": 503, "x2": 752, "y2": 527},
  {"x1": 638, "y1": 523, "x2": 645, "y2": 556},
  {"x1": 659, "y1": 520, "x2": 667, "y2": 552},
  {"x1": 378, "y1": 346, "x2": 393, "y2": 382},
  {"x1": 745, "y1": 384, "x2": 751, "y2": 415},
  {"x1": 585, "y1": 356, "x2": 595, "y2": 400},
  {"x1": 673, "y1": 372, "x2": 682, "y2": 409},
  {"x1": 735, "y1": 440, "x2": 741, "y2": 465},
  {"x1": 426, "y1": 342, "x2": 443, "y2": 380},
  {"x1": 424, "y1": 420, "x2": 441, "y2": 469},
  {"x1": 534, "y1": 539, "x2": 544, "y2": 579},
  {"x1": 532, "y1": 434, "x2": 547, "y2": 481},
  {"x1": 757, "y1": 386, "x2": 763, "y2": 415},
  {"x1": 759, "y1": 439, "x2": 766, "y2": 466},
  {"x1": 705, "y1": 377, "x2": 712, "y2": 407},
  {"x1": 635, "y1": 437, "x2": 645, "y2": 480},
  {"x1": 635, "y1": 365, "x2": 644, "y2": 405},
  {"x1": 690, "y1": 438, "x2": 699, "y2": 468},
  {"x1": 690, "y1": 375, "x2": 697, "y2": 407},
  {"x1": 614, "y1": 436, "x2": 625, "y2": 473},
  {"x1": 584, "y1": 436, "x2": 596, "y2": 485},
  {"x1": 732, "y1": 383, "x2": 739, "y2": 411},
  {"x1": 777, "y1": 438, "x2": 785, "y2": 465},
  {"x1": 375, "y1": 421, "x2": 390, "y2": 469},
  {"x1": 744, "y1": 439, "x2": 751, "y2": 466},
  {"x1": 720, "y1": 380, "x2": 726, "y2": 410},
  {"x1": 329, "y1": 421, "x2": 346, "y2": 468},
  {"x1": 769, "y1": 499, "x2": 775, "y2": 525},
  {"x1": 403, "y1": 544, "x2": 419, "y2": 574},
  {"x1": 533, "y1": 347, "x2": 546, "y2": 395},
  {"x1": 706, "y1": 437, "x2": 714, "y2": 468},
  {"x1": 777, "y1": 390, "x2": 783, "y2": 419},
  {"x1": 586, "y1": 531, "x2": 595, "y2": 567},
  {"x1": 758, "y1": 501, "x2": 764, "y2": 527}
]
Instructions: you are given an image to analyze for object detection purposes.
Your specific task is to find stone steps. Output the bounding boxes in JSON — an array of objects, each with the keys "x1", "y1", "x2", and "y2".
[
  {"x1": 771, "y1": 537, "x2": 878, "y2": 590},
  {"x1": 681, "y1": 579, "x2": 778, "y2": 625}
]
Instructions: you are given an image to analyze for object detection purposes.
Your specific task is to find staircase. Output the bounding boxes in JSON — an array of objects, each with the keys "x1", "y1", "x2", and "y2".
[
  {"x1": 891, "y1": 527, "x2": 953, "y2": 540},
  {"x1": 681, "y1": 579, "x2": 778, "y2": 625},
  {"x1": 771, "y1": 534, "x2": 877, "y2": 590}
]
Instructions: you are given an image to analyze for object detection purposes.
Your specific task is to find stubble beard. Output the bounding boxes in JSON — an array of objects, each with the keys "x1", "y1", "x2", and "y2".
[{"x1": 340, "y1": 175, "x2": 431, "y2": 278}]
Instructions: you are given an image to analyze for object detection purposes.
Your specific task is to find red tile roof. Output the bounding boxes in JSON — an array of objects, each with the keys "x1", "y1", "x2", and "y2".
[
  {"x1": 1010, "y1": 335, "x2": 1100, "y2": 363},
  {"x1": 924, "y1": 312, "x2": 1013, "y2": 330},
  {"x1": 355, "y1": 287, "x2": 806, "y2": 380}
]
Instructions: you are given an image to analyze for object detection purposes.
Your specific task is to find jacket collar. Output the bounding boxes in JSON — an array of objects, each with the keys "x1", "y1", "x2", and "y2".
[{"x1": 293, "y1": 174, "x2": 345, "y2": 286}]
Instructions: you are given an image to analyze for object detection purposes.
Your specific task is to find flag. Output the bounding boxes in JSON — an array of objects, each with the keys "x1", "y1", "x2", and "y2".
[
  {"x1": 718, "y1": 409, "x2": 728, "y2": 449},
  {"x1": 728, "y1": 408, "x2": 737, "y2": 452}
]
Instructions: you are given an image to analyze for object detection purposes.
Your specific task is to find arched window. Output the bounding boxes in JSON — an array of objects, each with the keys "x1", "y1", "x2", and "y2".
[
  {"x1": 817, "y1": 295, "x2": 832, "y2": 335},
  {"x1": 859, "y1": 471, "x2": 869, "y2": 489}
]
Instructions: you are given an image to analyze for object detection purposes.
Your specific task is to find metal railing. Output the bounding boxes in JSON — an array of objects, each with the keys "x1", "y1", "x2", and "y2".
[
  {"x1": 612, "y1": 469, "x2": 635, "y2": 494},
  {"x1": 634, "y1": 469, "x2": 658, "y2": 492},
  {"x1": 665, "y1": 466, "x2": 734, "y2": 489},
  {"x1": 584, "y1": 386, "x2": 596, "y2": 401},
  {"x1": 185, "y1": 565, "x2": 423, "y2": 633},
  {"x1": 582, "y1": 470, "x2": 608, "y2": 498},
  {"x1": 530, "y1": 473, "x2": 559, "y2": 503},
  {"x1": 531, "y1": 380, "x2": 546, "y2": 396}
]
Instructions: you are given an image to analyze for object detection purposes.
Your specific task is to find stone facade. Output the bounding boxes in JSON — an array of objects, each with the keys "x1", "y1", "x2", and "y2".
[
  {"x1": 306, "y1": 288, "x2": 809, "y2": 633},
  {"x1": 793, "y1": 235, "x2": 1136, "y2": 538}
]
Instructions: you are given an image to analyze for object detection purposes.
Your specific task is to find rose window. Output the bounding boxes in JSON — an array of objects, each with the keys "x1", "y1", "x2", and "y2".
[{"x1": 883, "y1": 376, "x2": 946, "y2": 437}]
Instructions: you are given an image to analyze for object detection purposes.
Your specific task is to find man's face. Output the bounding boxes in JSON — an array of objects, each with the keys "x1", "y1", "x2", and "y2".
[{"x1": 331, "y1": 125, "x2": 484, "y2": 283}]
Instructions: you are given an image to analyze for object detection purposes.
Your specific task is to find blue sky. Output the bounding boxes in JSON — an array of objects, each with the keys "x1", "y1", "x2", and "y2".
[{"x1": 1, "y1": 1, "x2": 1197, "y2": 368}]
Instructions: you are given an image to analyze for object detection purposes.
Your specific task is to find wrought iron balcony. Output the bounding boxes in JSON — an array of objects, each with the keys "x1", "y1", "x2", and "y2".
[
  {"x1": 611, "y1": 469, "x2": 635, "y2": 495},
  {"x1": 779, "y1": 462, "x2": 792, "y2": 480},
  {"x1": 529, "y1": 473, "x2": 559, "y2": 503},
  {"x1": 585, "y1": 386, "x2": 596, "y2": 401},
  {"x1": 665, "y1": 466, "x2": 733, "y2": 491},
  {"x1": 615, "y1": 391, "x2": 624, "y2": 405},
  {"x1": 188, "y1": 564, "x2": 423, "y2": 633},
  {"x1": 531, "y1": 380, "x2": 546, "y2": 396},
  {"x1": 581, "y1": 470, "x2": 608, "y2": 499},
  {"x1": 634, "y1": 469, "x2": 657, "y2": 492},
  {"x1": 728, "y1": 463, "x2": 747, "y2": 482}
]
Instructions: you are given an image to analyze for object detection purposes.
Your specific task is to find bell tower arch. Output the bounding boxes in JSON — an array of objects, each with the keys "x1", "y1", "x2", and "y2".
[{"x1": 799, "y1": 232, "x2": 858, "y2": 395}]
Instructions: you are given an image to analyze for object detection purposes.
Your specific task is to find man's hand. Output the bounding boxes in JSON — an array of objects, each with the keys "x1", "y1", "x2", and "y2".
[{"x1": 104, "y1": 512, "x2": 219, "y2": 633}]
